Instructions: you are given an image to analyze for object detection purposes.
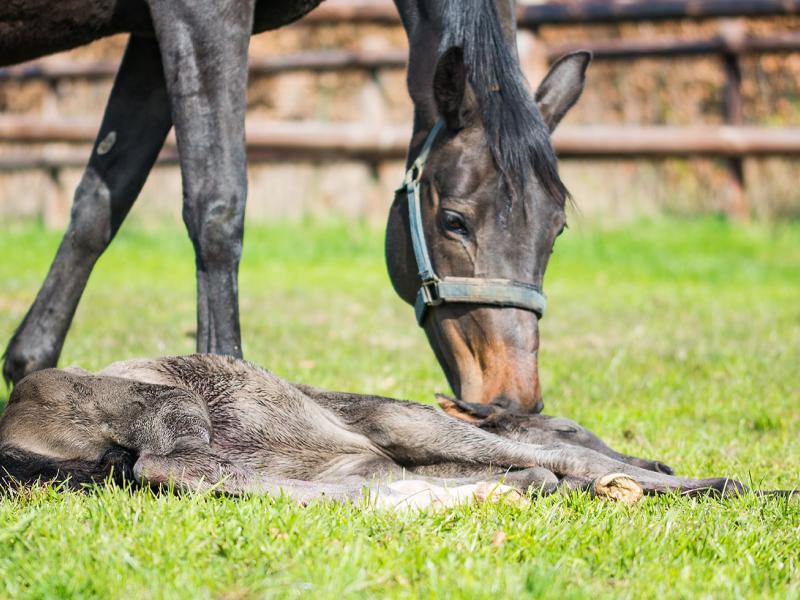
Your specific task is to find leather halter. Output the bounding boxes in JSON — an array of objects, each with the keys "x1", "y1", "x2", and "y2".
[{"x1": 399, "y1": 121, "x2": 548, "y2": 326}]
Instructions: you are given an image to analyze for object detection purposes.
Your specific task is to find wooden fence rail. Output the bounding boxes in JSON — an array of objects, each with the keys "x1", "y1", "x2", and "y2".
[
  {"x1": 547, "y1": 30, "x2": 800, "y2": 61},
  {"x1": 2, "y1": 0, "x2": 800, "y2": 220},
  {"x1": 0, "y1": 49, "x2": 410, "y2": 82},
  {"x1": 3, "y1": 116, "x2": 800, "y2": 167},
  {"x1": 303, "y1": 0, "x2": 800, "y2": 25},
  {"x1": 3, "y1": 29, "x2": 800, "y2": 84}
]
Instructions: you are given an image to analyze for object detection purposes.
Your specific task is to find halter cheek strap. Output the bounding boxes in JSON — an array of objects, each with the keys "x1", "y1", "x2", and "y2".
[{"x1": 398, "y1": 121, "x2": 548, "y2": 326}]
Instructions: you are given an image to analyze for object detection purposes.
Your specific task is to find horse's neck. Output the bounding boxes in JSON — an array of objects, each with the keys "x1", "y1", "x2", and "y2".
[{"x1": 395, "y1": 0, "x2": 518, "y2": 132}]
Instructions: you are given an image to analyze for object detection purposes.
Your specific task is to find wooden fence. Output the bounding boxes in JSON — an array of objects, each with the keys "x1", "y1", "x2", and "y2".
[{"x1": 2, "y1": 0, "x2": 800, "y2": 220}]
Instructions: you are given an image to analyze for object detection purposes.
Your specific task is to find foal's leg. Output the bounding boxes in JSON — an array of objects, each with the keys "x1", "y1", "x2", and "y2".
[
  {"x1": 296, "y1": 385, "x2": 745, "y2": 497},
  {"x1": 133, "y1": 447, "x2": 385, "y2": 504},
  {"x1": 2, "y1": 36, "x2": 172, "y2": 385},
  {"x1": 308, "y1": 385, "x2": 670, "y2": 475},
  {"x1": 437, "y1": 397, "x2": 674, "y2": 474},
  {"x1": 135, "y1": 448, "x2": 533, "y2": 510},
  {"x1": 145, "y1": 0, "x2": 256, "y2": 358}
]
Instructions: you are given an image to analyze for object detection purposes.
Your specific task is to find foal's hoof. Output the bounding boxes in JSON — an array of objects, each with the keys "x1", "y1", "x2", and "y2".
[{"x1": 594, "y1": 473, "x2": 644, "y2": 505}]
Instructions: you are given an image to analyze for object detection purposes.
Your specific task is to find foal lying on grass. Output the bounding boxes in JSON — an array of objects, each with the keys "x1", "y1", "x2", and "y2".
[{"x1": 0, "y1": 354, "x2": 774, "y2": 509}]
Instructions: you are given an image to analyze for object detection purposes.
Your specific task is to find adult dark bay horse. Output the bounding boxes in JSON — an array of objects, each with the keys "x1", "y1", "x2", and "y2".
[{"x1": 2, "y1": 0, "x2": 584, "y2": 415}]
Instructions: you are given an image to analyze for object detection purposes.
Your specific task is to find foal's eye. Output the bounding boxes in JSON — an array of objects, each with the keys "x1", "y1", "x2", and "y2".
[{"x1": 442, "y1": 210, "x2": 469, "y2": 235}]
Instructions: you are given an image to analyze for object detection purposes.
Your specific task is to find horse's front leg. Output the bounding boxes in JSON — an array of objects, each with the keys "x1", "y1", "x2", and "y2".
[
  {"x1": 146, "y1": 0, "x2": 256, "y2": 358},
  {"x1": 2, "y1": 36, "x2": 172, "y2": 385}
]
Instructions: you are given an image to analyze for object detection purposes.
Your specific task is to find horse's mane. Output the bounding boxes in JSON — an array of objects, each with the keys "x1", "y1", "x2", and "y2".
[{"x1": 440, "y1": 0, "x2": 568, "y2": 210}]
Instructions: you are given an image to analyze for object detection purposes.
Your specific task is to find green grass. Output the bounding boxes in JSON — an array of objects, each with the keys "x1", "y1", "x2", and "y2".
[{"x1": 0, "y1": 217, "x2": 798, "y2": 599}]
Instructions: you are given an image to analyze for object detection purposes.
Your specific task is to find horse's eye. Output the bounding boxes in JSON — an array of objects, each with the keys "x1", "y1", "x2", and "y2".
[
  {"x1": 551, "y1": 224, "x2": 567, "y2": 255},
  {"x1": 442, "y1": 210, "x2": 468, "y2": 235}
]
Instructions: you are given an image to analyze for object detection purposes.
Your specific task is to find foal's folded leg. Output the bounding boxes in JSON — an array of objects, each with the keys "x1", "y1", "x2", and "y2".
[
  {"x1": 306, "y1": 389, "x2": 749, "y2": 498},
  {"x1": 437, "y1": 396, "x2": 674, "y2": 475},
  {"x1": 132, "y1": 446, "x2": 370, "y2": 504},
  {"x1": 133, "y1": 448, "x2": 531, "y2": 510}
]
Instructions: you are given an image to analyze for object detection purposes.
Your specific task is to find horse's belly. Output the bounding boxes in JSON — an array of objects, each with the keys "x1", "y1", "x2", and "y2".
[
  {"x1": 0, "y1": 0, "x2": 150, "y2": 66},
  {"x1": 253, "y1": 0, "x2": 324, "y2": 32}
]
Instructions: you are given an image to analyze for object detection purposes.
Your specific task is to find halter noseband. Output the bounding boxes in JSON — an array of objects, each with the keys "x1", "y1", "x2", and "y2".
[{"x1": 399, "y1": 121, "x2": 548, "y2": 326}]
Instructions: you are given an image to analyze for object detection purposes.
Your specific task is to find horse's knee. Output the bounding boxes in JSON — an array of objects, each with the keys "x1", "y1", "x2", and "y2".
[
  {"x1": 183, "y1": 183, "x2": 246, "y2": 271},
  {"x1": 68, "y1": 168, "x2": 113, "y2": 256}
]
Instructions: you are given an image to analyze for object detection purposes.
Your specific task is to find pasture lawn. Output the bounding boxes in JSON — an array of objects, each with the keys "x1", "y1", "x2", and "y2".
[{"x1": 0, "y1": 217, "x2": 798, "y2": 599}]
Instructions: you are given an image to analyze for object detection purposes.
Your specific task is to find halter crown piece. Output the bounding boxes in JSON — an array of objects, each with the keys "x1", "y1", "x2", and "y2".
[{"x1": 398, "y1": 121, "x2": 548, "y2": 326}]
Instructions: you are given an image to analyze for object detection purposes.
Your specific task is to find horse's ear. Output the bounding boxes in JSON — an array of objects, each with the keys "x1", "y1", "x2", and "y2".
[
  {"x1": 535, "y1": 51, "x2": 592, "y2": 132},
  {"x1": 433, "y1": 47, "x2": 473, "y2": 131}
]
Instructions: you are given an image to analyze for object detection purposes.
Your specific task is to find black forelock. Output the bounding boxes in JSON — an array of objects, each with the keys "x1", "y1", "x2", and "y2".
[{"x1": 439, "y1": 0, "x2": 568, "y2": 210}]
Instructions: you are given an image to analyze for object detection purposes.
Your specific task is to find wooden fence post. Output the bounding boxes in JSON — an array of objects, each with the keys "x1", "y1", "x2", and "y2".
[
  {"x1": 721, "y1": 19, "x2": 749, "y2": 220},
  {"x1": 43, "y1": 166, "x2": 70, "y2": 229},
  {"x1": 41, "y1": 78, "x2": 70, "y2": 228}
]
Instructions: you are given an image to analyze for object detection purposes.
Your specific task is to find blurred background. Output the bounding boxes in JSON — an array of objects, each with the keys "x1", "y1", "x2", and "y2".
[
  {"x1": 2, "y1": 0, "x2": 800, "y2": 228},
  {"x1": 1, "y1": 5, "x2": 799, "y2": 595}
]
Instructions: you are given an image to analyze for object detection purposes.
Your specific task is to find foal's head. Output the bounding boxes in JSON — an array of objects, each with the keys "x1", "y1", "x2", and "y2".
[{"x1": 386, "y1": 46, "x2": 590, "y2": 414}]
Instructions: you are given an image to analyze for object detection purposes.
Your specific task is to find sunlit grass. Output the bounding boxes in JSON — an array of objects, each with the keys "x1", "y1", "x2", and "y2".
[{"x1": 1, "y1": 217, "x2": 798, "y2": 598}]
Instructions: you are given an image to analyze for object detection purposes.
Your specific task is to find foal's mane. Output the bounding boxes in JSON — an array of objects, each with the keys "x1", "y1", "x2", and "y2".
[{"x1": 440, "y1": 0, "x2": 568, "y2": 209}]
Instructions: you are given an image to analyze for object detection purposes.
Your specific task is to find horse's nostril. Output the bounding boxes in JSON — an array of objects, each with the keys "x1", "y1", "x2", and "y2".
[
  {"x1": 490, "y1": 396, "x2": 512, "y2": 410},
  {"x1": 490, "y1": 395, "x2": 544, "y2": 415}
]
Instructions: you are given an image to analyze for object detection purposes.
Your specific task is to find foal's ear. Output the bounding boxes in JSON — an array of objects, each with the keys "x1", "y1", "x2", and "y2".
[
  {"x1": 436, "y1": 394, "x2": 498, "y2": 425},
  {"x1": 535, "y1": 51, "x2": 592, "y2": 132},
  {"x1": 433, "y1": 47, "x2": 473, "y2": 131},
  {"x1": 437, "y1": 395, "x2": 482, "y2": 423}
]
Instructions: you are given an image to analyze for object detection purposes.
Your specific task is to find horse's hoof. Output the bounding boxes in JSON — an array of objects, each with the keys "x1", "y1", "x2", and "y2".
[
  {"x1": 594, "y1": 473, "x2": 643, "y2": 505},
  {"x1": 2, "y1": 344, "x2": 57, "y2": 387}
]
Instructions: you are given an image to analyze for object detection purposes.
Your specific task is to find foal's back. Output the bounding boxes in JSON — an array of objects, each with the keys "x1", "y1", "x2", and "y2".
[
  {"x1": 100, "y1": 355, "x2": 384, "y2": 479},
  {"x1": 0, "y1": 355, "x2": 384, "y2": 484}
]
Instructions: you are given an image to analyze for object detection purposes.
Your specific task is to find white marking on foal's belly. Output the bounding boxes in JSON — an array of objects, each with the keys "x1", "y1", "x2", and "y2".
[{"x1": 368, "y1": 480, "x2": 529, "y2": 511}]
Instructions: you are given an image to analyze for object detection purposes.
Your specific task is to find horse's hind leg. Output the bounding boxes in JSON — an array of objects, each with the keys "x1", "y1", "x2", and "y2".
[{"x1": 2, "y1": 35, "x2": 172, "y2": 385}]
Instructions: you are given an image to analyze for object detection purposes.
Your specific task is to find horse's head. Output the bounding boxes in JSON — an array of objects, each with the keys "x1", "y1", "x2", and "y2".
[{"x1": 386, "y1": 48, "x2": 590, "y2": 414}]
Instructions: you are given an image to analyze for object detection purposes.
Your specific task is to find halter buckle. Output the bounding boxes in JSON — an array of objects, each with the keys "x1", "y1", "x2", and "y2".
[{"x1": 419, "y1": 278, "x2": 442, "y2": 306}]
